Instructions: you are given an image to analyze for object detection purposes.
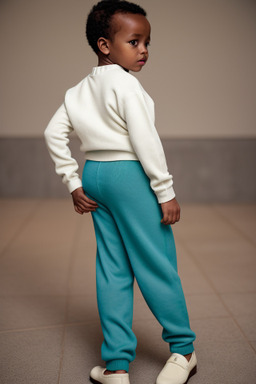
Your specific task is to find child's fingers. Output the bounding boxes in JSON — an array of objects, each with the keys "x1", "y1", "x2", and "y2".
[
  {"x1": 161, "y1": 210, "x2": 180, "y2": 225},
  {"x1": 72, "y1": 188, "x2": 98, "y2": 209},
  {"x1": 75, "y1": 202, "x2": 96, "y2": 214},
  {"x1": 84, "y1": 195, "x2": 98, "y2": 207},
  {"x1": 161, "y1": 214, "x2": 170, "y2": 225},
  {"x1": 76, "y1": 201, "x2": 96, "y2": 213},
  {"x1": 79, "y1": 193, "x2": 98, "y2": 208},
  {"x1": 87, "y1": 198, "x2": 98, "y2": 206},
  {"x1": 74, "y1": 205, "x2": 83, "y2": 215},
  {"x1": 78, "y1": 199, "x2": 98, "y2": 212},
  {"x1": 72, "y1": 191, "x2": 98, "y2": 213}
]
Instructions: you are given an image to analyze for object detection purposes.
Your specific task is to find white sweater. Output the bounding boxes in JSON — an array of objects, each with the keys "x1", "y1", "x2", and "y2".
[{"x1": 44, "y1": 64, "x2": 175, "y2": 203}]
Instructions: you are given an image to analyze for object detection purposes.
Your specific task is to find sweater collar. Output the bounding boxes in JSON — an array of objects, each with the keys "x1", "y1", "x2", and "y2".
[{"x1": 91, "y1": 64, "x2": 124, "y2": 75}]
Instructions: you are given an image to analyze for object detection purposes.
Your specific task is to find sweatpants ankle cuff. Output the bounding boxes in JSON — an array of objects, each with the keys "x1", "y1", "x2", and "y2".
[{"x1": 106, "y1": 359, "x2": 130, "y2": 372}]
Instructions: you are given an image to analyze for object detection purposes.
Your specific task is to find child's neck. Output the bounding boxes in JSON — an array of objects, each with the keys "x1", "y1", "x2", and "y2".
[
  {"x1": 97, "y1": 53, "x2": 113, "y2": 67},
  {"x1": 97, "y1": 54, "x2": 129, "y2": 72}
]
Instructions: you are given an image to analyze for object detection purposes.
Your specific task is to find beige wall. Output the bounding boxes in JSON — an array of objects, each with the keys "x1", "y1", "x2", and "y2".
[{"x1": 0, "y1": 0, "x2": 256, "y2": 138}]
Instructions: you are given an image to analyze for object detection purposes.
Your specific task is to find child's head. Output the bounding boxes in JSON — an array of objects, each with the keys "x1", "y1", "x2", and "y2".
[{"x1": 86, "y1": 0, "x2": 151, "y2": 72}]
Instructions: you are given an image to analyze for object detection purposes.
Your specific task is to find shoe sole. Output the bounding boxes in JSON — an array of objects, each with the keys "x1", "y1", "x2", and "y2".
[
  {"x1": 184, "y1": 365, "x2": 197, "y2": 384},
  {"x1": 89, "y1": 377, "x2": 102, "y2": 384}
]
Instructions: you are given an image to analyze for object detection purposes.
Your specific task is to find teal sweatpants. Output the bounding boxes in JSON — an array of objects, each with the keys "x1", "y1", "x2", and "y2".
[{"x1": 82, "y1": 160, "x2": 196, "y2": 372}]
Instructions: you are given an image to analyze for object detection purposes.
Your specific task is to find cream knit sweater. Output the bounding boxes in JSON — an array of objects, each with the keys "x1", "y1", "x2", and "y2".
[{"x1": 44, "y1": 64, "x2": 175, "y2": 203}]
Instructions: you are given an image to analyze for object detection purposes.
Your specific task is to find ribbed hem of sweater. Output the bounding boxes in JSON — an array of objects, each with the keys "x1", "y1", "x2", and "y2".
[{"x1": 86, "y1": 150, "x2": 139, "y2": 162}]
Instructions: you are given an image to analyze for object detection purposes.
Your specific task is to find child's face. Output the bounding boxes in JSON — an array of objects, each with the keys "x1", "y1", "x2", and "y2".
[{"x1": 101, "y1": 13, "x2": 151, "y2": 72}]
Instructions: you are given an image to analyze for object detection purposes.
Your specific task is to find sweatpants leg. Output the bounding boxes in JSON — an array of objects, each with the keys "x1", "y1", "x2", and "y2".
[
  {"x1": 82, "y1": 160, "x2": 196, "y2": 371},
  {"x1": 82, "y1": 161, "x2": 136, "y2": 372},
  {"x1": 91, "y1": 203, "x2": 137, "y2": 372}
]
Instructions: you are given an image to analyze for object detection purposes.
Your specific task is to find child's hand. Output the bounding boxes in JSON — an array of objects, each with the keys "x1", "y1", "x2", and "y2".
[
  {"x1": 71, "y1": 187, "x2": 98, "y2": 215},
  {"x1": 160, "y1": 198, "x2": 180, "y2": 225}
]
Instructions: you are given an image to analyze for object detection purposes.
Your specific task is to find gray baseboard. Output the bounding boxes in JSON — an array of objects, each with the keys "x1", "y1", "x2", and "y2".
[{"x1": 0, "y1": 137, "x2": 255, "y2": 202}]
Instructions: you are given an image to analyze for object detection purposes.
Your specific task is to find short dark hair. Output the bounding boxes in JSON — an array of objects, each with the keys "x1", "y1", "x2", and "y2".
[{"x1": 86, "y1": 0, "x2": 147, "y2": 54}]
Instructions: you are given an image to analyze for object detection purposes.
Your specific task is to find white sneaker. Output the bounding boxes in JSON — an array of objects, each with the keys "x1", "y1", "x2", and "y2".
[
  {"x1": 89, "y1": 366, "x2": 130, "y2": 384},
  {"x1": 156, "y1": 351, "x2": 197, "y2": 384}
]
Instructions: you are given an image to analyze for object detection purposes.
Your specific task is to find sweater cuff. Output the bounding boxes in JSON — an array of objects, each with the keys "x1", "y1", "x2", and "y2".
[
  {"x1": 66, "y1": 178, "x2": 83, "y2": 194},
  {"x1": 156, "y1": 186, "x2": 176, "y2": 204}
]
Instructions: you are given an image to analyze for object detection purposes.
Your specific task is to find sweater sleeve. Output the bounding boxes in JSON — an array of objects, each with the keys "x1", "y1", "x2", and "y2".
[
  {"x1": 44, "y1": 103, "x2": 82, "y2": 193},
  {"x1": 123, "y1": 89, "x2": 175, "y2": 204}
]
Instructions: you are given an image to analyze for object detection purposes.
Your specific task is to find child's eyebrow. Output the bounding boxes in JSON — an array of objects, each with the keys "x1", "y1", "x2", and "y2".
[{"x1": 129, "y1": 33, "x2": 151, "y2": 40}]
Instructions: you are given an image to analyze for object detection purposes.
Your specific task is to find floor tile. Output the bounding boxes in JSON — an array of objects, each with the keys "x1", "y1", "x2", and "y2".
[
  {"x1": 16, "y1": 199, "x2": 78, "y2": 251},
  {"x1": 67, "y1": 215, "x2": 97, "y2": 295},
  {"x1": 187, "y1": 236, "x2": 256, "y2": 260},
  {"x1": 235, "y1": 315, "x2": 256, "y2": 341},
  {"x1": 186, "y1": 241, "x2": 256, "y2": 293},
  {"x1": 0, "y1": 327, "x2": 63, "y2": 384},
  {"x1": 221, "y1": 293, "x2": 256, "y2": 316},
  {"x1": 133, "y1": 295, "x2": 157, "y2": 323},
  {"x1": 191, "y1": 317, "x2": 245, "y2": 342},
  {"x1": 59, "y1": 323, "x2": 103, "y2": 384},
  {"x1": 188, "y1": 317, "x2": 256, "y2": 383},
  {"x1": 185, "y1": 294, "x2": 229, "y2": 320},
  {"x1": 0, "y1": 246, "x2": 71, "y2": 295},
  {"x1": 251, "y1": 341, "x2": 256, "y2": 353},
  {"x1": 192, "y1": 338, "x2": 256, "y2": 384},
  {"x1": 67, "y1": 294, "x2": 98, "y2": 324},
  {"x1": 214, "y1": 204, "x2": 256, "y2": 246},
  {"x1": 68, "y1": 251, "x2": 96, "y2": 296},
  {"x1": 0, "y1": 202, "x2": 79, "y2": 296},
  {"x1": 173, "y1": 204, "x2": 238, "y2": 243},
  {"x1": 0, "y1": 199, "x2": 39, "y2": 254},
  {"x1": 0, "y1": 295, "x2": 67, "y2": 331},
  {"x1": 175, "y1": 243, "x2": 214, "y2": 294}
]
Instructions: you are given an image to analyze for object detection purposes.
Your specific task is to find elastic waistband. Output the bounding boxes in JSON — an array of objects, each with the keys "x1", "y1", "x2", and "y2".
[{"x1": 86, "y1": 150, "x2": 139, "y2": 162}]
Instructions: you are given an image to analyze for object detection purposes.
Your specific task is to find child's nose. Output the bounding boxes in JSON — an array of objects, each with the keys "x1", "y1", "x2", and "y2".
[{"x1": 139, "y1": 44, "x2": 148, "y2": 54}]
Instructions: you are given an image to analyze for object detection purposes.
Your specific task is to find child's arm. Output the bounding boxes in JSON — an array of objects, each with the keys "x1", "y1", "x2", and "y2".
[
  {"x1": 121, "y1": 79, "x2": 182, "y2": 225},
  {"x1": 45, "y1": 103, "x2": 98, "y2": 215},
  {"x1": 123, "y1": 86, "x2": 176, "y2": 210},
  {"x1": 44, "y1": 103, "x2": 82, "y2": 193}
]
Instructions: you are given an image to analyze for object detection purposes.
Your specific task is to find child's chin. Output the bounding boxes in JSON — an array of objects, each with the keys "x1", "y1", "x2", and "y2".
[{"x1": 131, "y1": 66, "x2": 143, "y2": 72}]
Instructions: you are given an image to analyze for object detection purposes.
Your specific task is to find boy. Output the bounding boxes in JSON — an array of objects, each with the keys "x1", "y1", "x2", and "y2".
[{"x1": 44, "y1": 1, "x2": 197, "y2": 383}]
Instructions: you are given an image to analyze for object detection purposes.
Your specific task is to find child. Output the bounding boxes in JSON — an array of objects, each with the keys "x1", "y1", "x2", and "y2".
[{"x1": 44, "y1": 1, "x2": 197, "y2": 383}]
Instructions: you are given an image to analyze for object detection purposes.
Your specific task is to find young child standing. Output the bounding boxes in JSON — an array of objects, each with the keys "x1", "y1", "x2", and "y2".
[{"x1": 44, "y1": 1, "x2": 197, "y2": 383}]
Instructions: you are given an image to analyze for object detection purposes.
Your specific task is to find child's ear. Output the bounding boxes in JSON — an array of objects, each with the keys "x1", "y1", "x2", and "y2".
[{"x1": 97, "y1": 37, "x2": 110, "y2": 55}]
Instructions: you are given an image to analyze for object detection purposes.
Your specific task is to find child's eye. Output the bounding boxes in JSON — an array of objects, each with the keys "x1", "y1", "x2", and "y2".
[{"x1": 129, "y1": 40, "x2": 138, "y2": 46}]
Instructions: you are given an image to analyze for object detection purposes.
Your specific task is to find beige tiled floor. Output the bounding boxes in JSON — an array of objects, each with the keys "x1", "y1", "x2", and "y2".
[{"x1": 0, "y1": 199, "x2": 256, "y2": 384}]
